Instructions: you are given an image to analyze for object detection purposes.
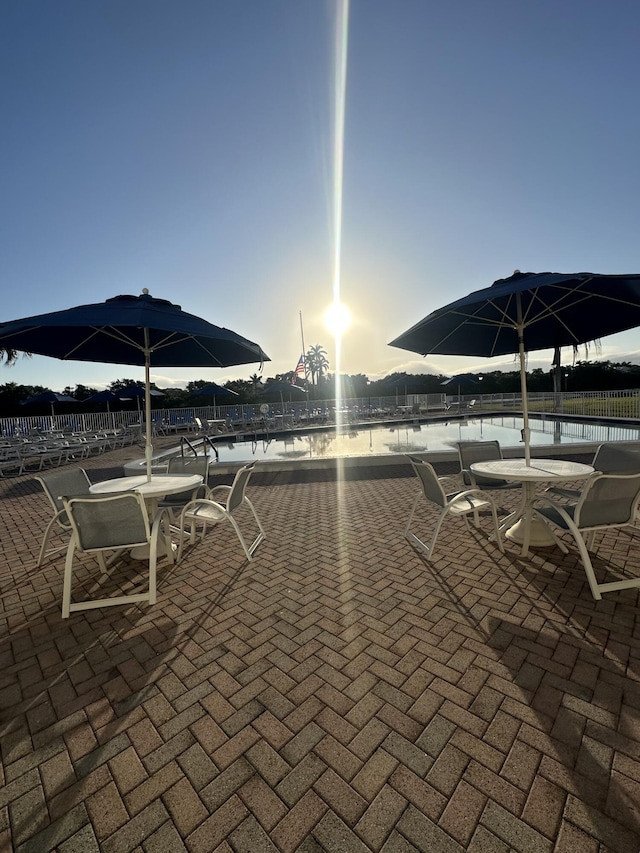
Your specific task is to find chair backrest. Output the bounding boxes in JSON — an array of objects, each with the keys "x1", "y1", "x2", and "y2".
[
  {"x1": 166, "y1": 456, "x2": 209, "y2": 500},
  {"x1": 406, "y1": 455, "x2": 447, "y2": 509},
  {"x1": 227, "y1": 463, "x2": 257, "y2": 513},
  {"x1": 36, "y1": 468, "x2": 92, "y2": 514},
  {"x1": 167, "y1": 455, "x2": 210, "y2": 478},
  {"x1": 574, "y1": 470, "x2": 640, "y2": 529},
  {"x1": 456, "y1": 440, "x2": 503, "y2": 486},
  {"x1": 63, "y1": 492, "x2": 150, "y2": 552},
  {"x1": 592, "y1": 442, "x2": 640, "y2": 474}
]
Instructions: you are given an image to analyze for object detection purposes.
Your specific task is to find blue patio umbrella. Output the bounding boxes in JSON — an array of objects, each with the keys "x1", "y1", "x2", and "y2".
[
  {"x1": 0, "y1": 290, "x2": 269, "y2": 479},
  {"x1": 85, "y1": 389, "x2": 121, "y2": 427},
  {"x1": 441, "y1": 373, "x2": 480, "y2": 410},
  {"x1": 22, "y1": 390, "x2": 77, "y2": 408},
  {"x1": 116, "y1": 385, "x2": 165, "y2": 400},
  {"x1": 117, "y1": 384, "x2": 165, "y2": 420},
  {"x1": 190, "y1": 382, "x2": 239, "y2": 417},
  {"x1": 379, "y1": 373, "x2": 425, "y2": 405},
  {"x1": 21, "y1": 390, "x2": 78, "y2": 428},
  {"x1": 259, "y1": 380, "x2": 308, "y2": 410},
  {"x1": 390, "y1": 270, "x2": 640, "y2": 464},
  {"x1": 85, "y1": 389, "x2": 120, "y2": 406}
]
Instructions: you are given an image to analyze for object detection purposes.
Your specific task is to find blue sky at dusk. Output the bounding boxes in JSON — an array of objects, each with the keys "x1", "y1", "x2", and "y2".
[{"x1": 3, "y1": 0, "x2": 640, "y2": 392}]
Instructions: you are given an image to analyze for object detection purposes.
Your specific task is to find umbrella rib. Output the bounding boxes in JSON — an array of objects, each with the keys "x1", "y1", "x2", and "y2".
[
  {"x1": 63, "y1": 327, "x2": 145, "y2": 360},
  {"x1": 65, "y1": 327, "x2": 227, "y2": 367},
  {"x1": 146, "y1": 331, "x2": 226, "y2": 366},
  {"x1": 521, "y1": 286, "x2": 591, "y2": 343}
]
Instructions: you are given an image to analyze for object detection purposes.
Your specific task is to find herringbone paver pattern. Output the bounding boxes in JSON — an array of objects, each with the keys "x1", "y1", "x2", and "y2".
[{"x1": 0, "y1": 441, "x2": 639, "y2": 852}]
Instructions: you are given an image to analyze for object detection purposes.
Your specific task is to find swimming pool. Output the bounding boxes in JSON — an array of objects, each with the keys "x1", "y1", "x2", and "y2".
[{"x1": 209, "y1": 415, "x2": 640, "y2": 464}]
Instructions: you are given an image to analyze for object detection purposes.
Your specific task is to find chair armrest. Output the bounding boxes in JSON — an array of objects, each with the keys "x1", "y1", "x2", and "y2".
[{"x1": 207, "y1": 484, "x2": 232, "y2": 498}]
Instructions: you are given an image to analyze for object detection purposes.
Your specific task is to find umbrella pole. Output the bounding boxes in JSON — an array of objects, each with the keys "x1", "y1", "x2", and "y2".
[
  {"x1": 144, "y1": 341, "x2": 153, "y2": 481},
  {"x1": 516, "y1": 294, "x2": 531, "y2": 465}
]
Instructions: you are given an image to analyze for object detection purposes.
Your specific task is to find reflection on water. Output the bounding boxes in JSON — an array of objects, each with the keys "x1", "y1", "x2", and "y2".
[{"x1": 212, "y1": 415, "x2": 640, "y2": 464}]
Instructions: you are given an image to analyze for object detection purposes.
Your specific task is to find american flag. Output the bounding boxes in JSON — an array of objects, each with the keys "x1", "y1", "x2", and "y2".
[{"x1": 292, "y1": 354, "x2": 305, "y2": 383}]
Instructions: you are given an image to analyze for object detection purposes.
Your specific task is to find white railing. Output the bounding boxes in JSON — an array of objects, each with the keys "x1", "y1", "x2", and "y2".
[{"x1": 2, "y1": 389, "x2": 639, "y2": 438}]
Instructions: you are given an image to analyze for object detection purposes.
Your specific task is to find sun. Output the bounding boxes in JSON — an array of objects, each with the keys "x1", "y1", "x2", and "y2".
[{"x1": 324, "y1": 301, "x2": 351, "y2": 337}]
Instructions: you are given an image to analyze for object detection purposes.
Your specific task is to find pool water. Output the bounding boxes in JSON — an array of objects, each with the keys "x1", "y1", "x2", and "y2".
[{"x1": 210, "y1": 415, "x2": 640, "y2": 464}]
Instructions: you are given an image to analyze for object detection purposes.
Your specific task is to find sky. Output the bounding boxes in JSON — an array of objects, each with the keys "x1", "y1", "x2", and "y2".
[{"x1": 3, "y1": 0, "x2": 640, "y2": 393}]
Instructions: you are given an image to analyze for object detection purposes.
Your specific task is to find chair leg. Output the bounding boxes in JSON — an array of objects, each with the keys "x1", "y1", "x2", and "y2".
[
  {"x1": 61, "y1": 539, "x2": 76, "y2": 619},
  {"x1": 403, "y1": 492, "x2": 421, "y2": 540},
  {"x1": 405, "y1": 500, "x2": 447, "y2": 560},
  {"x1": 226, "y1": 514, "x2": 256, "y2": 561},
  {"x1": 568, "y1": 528, "x2": 603, "y2": 601},
  {"x1": 164, "y1": 515, "x2": 175, "y2": 566},
  {"x1": 149, "y1": 513, "x2": 163, "y2": 605},
  {"x1": 426, "y1": 511, "x2": 448, "y2": 558},
  {"x1": 38, "y1": 516, "x2": 65, "y2": 566},
  {"x1": 489, "y1": 506, "x2": 505, "y2": 553},
  {"x1": 243, "y1": 498, "x2": 266, "y2": 555}
]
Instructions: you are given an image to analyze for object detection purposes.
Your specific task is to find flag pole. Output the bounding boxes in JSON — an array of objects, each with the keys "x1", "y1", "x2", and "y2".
[{"x1": 299, "y1": 310, "x2": 307, "y2": 380}]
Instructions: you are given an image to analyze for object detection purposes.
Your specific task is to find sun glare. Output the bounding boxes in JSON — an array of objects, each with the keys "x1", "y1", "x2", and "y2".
[{"x1": 324, "y1": 301, "x2": 351, "y2": 337}]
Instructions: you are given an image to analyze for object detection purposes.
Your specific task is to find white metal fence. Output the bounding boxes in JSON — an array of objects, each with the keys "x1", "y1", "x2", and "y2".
[{"x1": 2, "y1": 389, "x2": 639, "y2": 437}]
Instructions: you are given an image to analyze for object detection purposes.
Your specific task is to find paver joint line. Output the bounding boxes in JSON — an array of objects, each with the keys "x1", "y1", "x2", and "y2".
[{"x1": 0, "y1": 443, "x2": 638, "y2": 852}]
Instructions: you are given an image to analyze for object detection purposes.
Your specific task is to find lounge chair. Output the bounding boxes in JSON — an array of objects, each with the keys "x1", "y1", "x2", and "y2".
[
  {"x1": 176, "y1": 462, "x2": 265, "y2": 562},
  {"x1": 534, "y1": 470, "x2": 640, "y2": 600},
  {"x1": 404, "y1": 455, "x2": 504, "y2": 560}
]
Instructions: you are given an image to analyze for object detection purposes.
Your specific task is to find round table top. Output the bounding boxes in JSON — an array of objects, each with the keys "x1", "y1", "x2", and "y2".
[
  {"x1": 470, "y1": 458, "x2": 594, "y2": 482},
  {"x1": 90, "y1": 474, "x2": 203, "y2": 497}
]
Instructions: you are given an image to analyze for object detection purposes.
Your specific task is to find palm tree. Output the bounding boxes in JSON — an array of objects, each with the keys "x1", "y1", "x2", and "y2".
[
  {"x1": 306, "y1": 344, "x2": 329, "y2": 386},
  {"x1": 0, "y1": 348, "x2": 21, "y2": 366}
]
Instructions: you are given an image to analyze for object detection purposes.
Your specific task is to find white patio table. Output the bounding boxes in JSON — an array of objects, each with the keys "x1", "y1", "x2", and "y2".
[
  {"x1": 89, "y1": 474, "x2": 203, "y2": 558},
  {"x1": 470, "y1": 458, "x2": 594, "y2": 557}
]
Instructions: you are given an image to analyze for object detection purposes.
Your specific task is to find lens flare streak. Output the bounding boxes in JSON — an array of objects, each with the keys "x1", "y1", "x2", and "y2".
[{"x1": 332, "y1": 0, "x2": 349, "y2": 426}]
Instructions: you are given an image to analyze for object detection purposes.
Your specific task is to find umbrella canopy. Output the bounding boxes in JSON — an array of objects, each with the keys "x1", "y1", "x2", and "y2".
[
  {"x1": 259, "y1": 381, "x2": 308, "y2": 399},
  {"x1": 85, "y1": 389, "x2": 120, "y2": 404},
  {"x1": 381, "y1": 373, "x2": 425, "y2": 389},
  {"x1": 190, "y1": 382, "x2": 239, "y2": 416},
  {"x1": 21, "y1": 391, "x2": 77, "y2": 406},
  {"x1": 116, "y1": 384, "x2": 165, "y2": 418},
  {"x1": 0, "y1": 290, "x2": 269, "y2": 478},
  {"x1": 21, "y1": 390, "x2": 78, "y2": 424},
  {"x1": 390, "y1": 270, "x2": 640, "y2": 464},
  {"x1": 441, "y1": 373, "x2": 479, "y2": 410},
  {"x1": 85, "y1": 389, "x2": 120, "y2": 420},
  {"x1": 259, "y1": 381, "x2": 308, "y2": 410},
  {"x1": 116, "y1": 385, "x2": 164, "y2": 400},
  {"x1": 190, "y1": 382, "x2": 239, "y2": 398},
  {"x1": 441, "y1": 373, "x2": 479, "y2": 389}
]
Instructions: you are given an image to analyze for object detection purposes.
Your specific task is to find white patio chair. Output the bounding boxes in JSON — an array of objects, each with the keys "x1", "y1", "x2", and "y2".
[
  {"x1": 34, "y1": 467, "x2": 93, "y2": 566},
  {"x1": 61, "y1": 492, "x2": 172, "y2": 618},
  {"x1": 546, "y1": 442, "x2": 640, "y2": 501},
  {"x1": 176, "y1": 462, "x2": 265, "y2": 562},
  {"x1": 404, "y1": 455, "x2": 504, "y2": 560},
  {"x1": 158, "y1": 455, "x2": 210, "y2": 519},
  {"x1": 534, "y1": 470, "x2": 640, "y2": 600},
  {"x1": 456, "y1": 440, "x2": 520, "y2": 491}
]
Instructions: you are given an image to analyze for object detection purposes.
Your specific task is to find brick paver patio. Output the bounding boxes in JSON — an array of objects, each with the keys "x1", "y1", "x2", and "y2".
[{"x1": 0, "y1": 440, "x2": 639, "y2": 852}]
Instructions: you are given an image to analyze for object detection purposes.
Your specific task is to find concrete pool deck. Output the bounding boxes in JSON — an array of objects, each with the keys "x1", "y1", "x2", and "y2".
[{"x1": 1, "y1": 438, "x2": 639, "y2": 851}]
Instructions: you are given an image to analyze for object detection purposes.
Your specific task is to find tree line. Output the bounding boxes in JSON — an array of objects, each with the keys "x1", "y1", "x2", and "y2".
[{"x1": 2, "y1": 345, "x2": 640, "y2": 417}]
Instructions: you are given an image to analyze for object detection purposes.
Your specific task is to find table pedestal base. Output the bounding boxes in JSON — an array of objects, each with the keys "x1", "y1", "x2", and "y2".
[
  {"x1": 504, "y1": 517, "x2": 557, "y2": 548},
  {"x1": 130, "y1": 541, "x2": 177, "y2": 561}
]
